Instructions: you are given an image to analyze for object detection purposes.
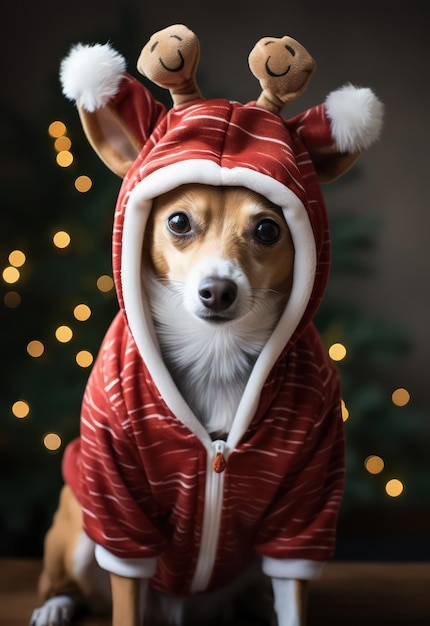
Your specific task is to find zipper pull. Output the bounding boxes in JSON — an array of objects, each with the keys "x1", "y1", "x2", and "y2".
[{"x1": 213, "y1": 440, "x2": 227, "y2": 473}]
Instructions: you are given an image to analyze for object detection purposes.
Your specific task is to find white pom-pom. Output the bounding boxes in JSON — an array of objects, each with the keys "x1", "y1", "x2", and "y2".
[
  {"x1": 60, "y1": 43, "x2": 126, "y2": 112},
  {"x1": 325, "y1": 84, "x2": 384, "y2": 153}
]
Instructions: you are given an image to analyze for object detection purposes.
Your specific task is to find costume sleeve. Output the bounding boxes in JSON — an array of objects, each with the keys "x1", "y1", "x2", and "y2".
[
  {"x1": 255, "y1": 369, "x2": 345, "y2": 580},
  {"x1": 77, "y1": 319, "x2": 167, "y2": 574}
]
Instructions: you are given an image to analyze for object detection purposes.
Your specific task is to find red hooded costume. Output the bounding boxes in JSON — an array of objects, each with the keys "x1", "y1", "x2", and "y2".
[{"x1": 59, "y1": 38, "x2": 382, "y2": 596}]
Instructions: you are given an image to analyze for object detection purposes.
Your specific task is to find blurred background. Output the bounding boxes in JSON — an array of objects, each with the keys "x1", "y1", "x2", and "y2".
[{"x1": 1, "y1": 0, "x2": 429, "y2": 561}]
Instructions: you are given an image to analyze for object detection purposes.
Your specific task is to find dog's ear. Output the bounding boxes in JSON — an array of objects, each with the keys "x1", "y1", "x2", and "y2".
[
  {"x1": 60, "y1": 43, "x2": 166, "y2": 178},
  {"x1": 288, "y1": 84, "x2": 384, "y2": 183}
]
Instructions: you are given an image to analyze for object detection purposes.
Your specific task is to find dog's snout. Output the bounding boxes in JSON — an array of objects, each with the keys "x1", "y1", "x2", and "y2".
[{"x1": 198, "y1": 277, "x2": 237, "y2": 312}]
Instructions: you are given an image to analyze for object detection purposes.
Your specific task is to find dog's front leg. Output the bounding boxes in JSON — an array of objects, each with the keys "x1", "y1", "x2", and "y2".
[
  {"x1": 271, "y1": 578, "x2": 308, "y2": 626},
  {"x1": 110, "y1": 573, "x2": 148, "y2": 626}
]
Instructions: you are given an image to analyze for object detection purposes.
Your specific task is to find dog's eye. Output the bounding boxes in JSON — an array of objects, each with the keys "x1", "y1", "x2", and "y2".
[
  {"x1": 167, "y1": 212, "x2": 192, "y2": 235},
  {"x1": 254, "y1": 218, "x2": 281, "y2": 245}
]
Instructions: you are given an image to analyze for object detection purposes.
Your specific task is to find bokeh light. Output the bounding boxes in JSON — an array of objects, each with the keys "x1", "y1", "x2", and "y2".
[
  {"x1": 54, "y1": 136, "x2": 72, "y2": 152},
  {"x1": 12, "y1": 400, "x2": 30, "y2": 419},
  {"x1": 76, "y1": 350, "x2": 93, "y2": 368},
  {"x1": 48, "y1": 121, "x2": 66, "y2": 138},
  {"x1": 8, "y1": 250, "x2": 26, "y2": 267},
  {"x1": 27, "y1": 340, "x2": 45, "y2": 358},
  {"x1": 365, "y1": 455, "x2": 385, "y2": 475},
  {"x1": 341, "y1": 399, "x2": 349, "y2": 422},
  {"x1": 53, "y1": 231, "x2": 71, "y2": 249},
  {"x1": 392, "y1": 388, "x2": 410, "y2": 407},
  {"x1": 328, "y1": 342, "x2": 347, "y2": 361},
  {"x1": 55, "y1": 325, "x2": 73, "y2": 343},
  {"x1": 74, "y1": 175, "x2": 92, "y2": 193},
  {"x1": 385, "y1": 479, "x2": 404, "y2": 497},
  {"x1": 4, "y1": 291, "x2": 21, "y2": 308},
  {"x1": 73, "y1": 303, "x2": 92, "y2": 321},
  {"x1": 97, "y1": 275, "x2": 114, "y2": 292},
  {"x1": 2, "y1": 266, "x2": 20, "y2": 284},
  {"x1": 56, "y1": 150, "x2": 74, "y2": 167},
  {"x1": 43, "y1": 433, "x2": 62, "y2": 452}
]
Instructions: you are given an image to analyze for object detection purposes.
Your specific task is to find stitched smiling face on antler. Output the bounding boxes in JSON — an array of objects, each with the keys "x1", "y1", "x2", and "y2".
[
  {"x1": 137, "y1": 24, "x2": 202, "y2": 106},
  {"x1": 249, "y1": 35, "x2": 316, "y2": 114}
]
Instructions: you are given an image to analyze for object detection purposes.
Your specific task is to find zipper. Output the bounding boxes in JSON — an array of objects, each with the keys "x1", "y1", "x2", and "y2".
[{"x1": 190, "y1": 440, "x2": 227, "y2": 592}]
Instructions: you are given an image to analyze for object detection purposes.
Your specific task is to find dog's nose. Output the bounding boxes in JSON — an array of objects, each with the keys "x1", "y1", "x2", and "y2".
[{"x1": 198, "y1": 277, "x2": 237, "y2": 312}]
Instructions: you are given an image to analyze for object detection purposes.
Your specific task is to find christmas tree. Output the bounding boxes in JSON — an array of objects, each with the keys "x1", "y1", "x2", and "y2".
[{"x1": 316, "y1": 175, "x2": 430, "y2": 558}]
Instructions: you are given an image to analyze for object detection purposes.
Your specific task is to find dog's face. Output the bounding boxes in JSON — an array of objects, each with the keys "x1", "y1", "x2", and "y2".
[{"x1": 145, "y1": 183, "x2": 294, "y2": 323}]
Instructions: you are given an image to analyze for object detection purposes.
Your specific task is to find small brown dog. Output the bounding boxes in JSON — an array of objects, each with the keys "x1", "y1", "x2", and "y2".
[{"x1": 31, "y1": 23, "x2": 382, "y2": 626}]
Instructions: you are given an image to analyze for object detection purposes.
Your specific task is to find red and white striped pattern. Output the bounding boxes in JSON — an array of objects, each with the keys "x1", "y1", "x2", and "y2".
[
  {"x1": 61, "y1": 83, "x2": 345, "y2": 594},
  {"x1": 63, "y1": 314, "x2": 344, "y2": 595}
]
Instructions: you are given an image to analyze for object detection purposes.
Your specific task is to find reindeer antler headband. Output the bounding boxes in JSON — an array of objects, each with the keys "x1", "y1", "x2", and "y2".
[
  {"x1": 136, "y1": 24, "x2": 315, "y2": 114},
  {"x1": 60, "y1": 23, "x2": 383, "y2": 180}
]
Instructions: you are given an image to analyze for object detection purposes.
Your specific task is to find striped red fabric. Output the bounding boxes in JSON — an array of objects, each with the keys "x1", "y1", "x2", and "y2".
[
  {"x1": 62, "y1": 77, "x2": 345, "y2": 594},
  {"x1": 64, "y1": 316, "x2": 344, "y2": 594}
]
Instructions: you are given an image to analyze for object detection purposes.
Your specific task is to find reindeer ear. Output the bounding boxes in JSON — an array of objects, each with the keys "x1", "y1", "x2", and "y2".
[
  {"x1": 289, "y1": 84, "x2": 384, "y2": 183},
  {"x1": 60, "y1": 43, "x2": 166, "y2": 178},
  {"x1": 307, "y1": 148, "x2": 360, "y2": 183}
]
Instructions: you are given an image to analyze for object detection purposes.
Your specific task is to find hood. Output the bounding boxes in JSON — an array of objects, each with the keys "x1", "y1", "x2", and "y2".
[
  {"x1": 115, "y1": 96, "x2": 328, "y2": 357},
  {"x1": 59, "y1": 32, "x2": 383, "y2": 445},
  {"x1": 110, "y1": 95, "x2": 338, "y2": 447}
]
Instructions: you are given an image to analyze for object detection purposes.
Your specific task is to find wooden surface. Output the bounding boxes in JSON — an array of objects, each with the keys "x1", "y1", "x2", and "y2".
[{"x1": 1, "y1": 559, "x2": 430, "y2": 625}]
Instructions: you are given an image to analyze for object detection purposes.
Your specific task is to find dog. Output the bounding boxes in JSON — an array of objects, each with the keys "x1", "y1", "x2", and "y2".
[
  {"x1": 31, "y1": 24, "x2": 382, "y2": 626},
  {"x1": 31, "y1": 182, "x2": 299, "y2": 626}
]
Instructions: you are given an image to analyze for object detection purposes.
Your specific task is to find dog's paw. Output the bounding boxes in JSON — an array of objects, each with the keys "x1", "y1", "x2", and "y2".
[{"x1": 30, "y1": 595, "x2": 76, "y2": 626}]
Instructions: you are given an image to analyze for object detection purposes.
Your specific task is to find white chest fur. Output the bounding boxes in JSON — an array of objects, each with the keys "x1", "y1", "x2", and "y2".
[{"x1": 145, "y1": 277, "x2": 284, "y2": 436}]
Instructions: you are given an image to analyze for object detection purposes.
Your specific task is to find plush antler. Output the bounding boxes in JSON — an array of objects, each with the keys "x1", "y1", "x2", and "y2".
[
  {"x1": 248, "y1": 35, "x2": 316, "y2": 114},
  {"x1": 137, "y1": 24, "x2": 202, "y2": 107}
]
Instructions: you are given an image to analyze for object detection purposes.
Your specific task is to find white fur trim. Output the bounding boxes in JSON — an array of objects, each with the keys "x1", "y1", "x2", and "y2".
[
  {"x1": 121, "y1": 159, "x2": 316, "y2": 451},
  {"x1": 60, "y1": 43, "x2": 126, "y2": 112},
  {"x1": 325, "y1": 84, "x2": 384, "y2": 153},
  {"x1": 263, "y1": 556, "x2": 325, "y2": 580},
  {"x1": 95, "y1": 544, "x2": 158, "y2": 578}
]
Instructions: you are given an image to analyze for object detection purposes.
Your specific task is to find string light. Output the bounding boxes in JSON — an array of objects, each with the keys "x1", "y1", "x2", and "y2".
[
  {"x1": 4, "y1": 291, "x2": 21, "y2": 307},
  {"x1": 48, "y1": 121, "x2": 67, "y2": 138},
  {"x1": 97, "y1": 275, "x2": 114, "y2": 292},
  {"x1": 341, "y1": 399, "x2": 349, "y2": 422},
  {"x1": 385, "y1": 479, "x2": 404, "y2": 497},
  {"x1": 12, "y1": 400, "x2": 30, "y2": 419},
  {"x1": 43, "y1": 433, "x2": 62, "y2": 452},
  {"x1": 74, "y1": 175, "x2": 92, "y2": 193},
  {"x1": 76, "y1": 350, "x2": 93, "y2": 368},
  {"x1": 365, "y1": 455, "x2": 385, "y2": 474},
  {"x1": 53, "y1": 231, "x2": 71, "y2": 249},
  {"x1": 49, "y1": 120, "x2": 74, "y2": 168},
  {"x1": 328, "y1": 342, "x2": 347, "y2": 361},
  {"x1": 2, "y1": 266, "x2": 20, "y2": 284},
  {"x1": 55, "y1": 325, "x2": 73, "y2": 343},
  {"x1": 56, "y1": 150, "x2": 74, "y2": 167},
  {"x1": 73, "y1": 303, "x2": 91, "y2": 321},
  {"x1": 8, "y1": 250, "x2": 26, "y2": 267},
  {"x1": 392, "y1": 387, "x2": 410, "y2": 407},
  {"x1": 54, "y1": 136, "x2": 71, "y2": 152},
  {"x1": 27, "y1": 340, "x2": 45, "y2": 357}
]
